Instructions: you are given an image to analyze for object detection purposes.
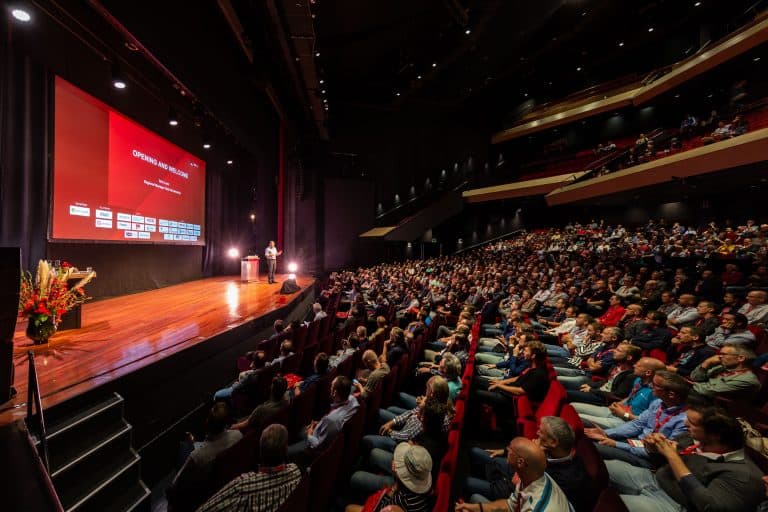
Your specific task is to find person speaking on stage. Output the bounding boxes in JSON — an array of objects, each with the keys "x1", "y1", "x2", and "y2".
[{"x1": 265, "y1": 240, "x2": 283, "y2": 284}]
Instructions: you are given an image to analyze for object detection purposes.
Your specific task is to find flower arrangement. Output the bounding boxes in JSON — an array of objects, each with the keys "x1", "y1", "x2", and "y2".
[{"x1": 18, "y1": 260, "x2": 95, "y2": 343}]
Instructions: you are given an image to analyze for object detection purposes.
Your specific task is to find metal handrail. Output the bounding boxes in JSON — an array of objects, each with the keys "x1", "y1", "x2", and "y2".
[{"x1": 26, "y1": 351, "x2": 49, "y2": 472}]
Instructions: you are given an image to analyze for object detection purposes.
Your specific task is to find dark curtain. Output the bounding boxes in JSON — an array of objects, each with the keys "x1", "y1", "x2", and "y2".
[
  {"x1": 202, "y1": 171, "x2": 224, "y2": 275},
  {"x1": 0, "y1": 44, "x2": 49, "y2": 271}
]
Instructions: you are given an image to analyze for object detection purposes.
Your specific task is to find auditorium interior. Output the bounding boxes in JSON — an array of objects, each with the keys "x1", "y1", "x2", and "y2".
[{"x1": 3, "y1": 1, "x2": 768, "y2": 511}]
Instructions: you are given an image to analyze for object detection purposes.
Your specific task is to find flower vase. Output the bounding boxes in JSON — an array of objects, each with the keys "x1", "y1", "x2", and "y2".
[{"x1": 26, "y1": 316, "x2": 57, "y2": 345}]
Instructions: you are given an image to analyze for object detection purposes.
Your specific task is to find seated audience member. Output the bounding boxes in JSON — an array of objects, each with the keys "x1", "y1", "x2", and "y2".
[
  {"x1": 585, "y1": 370, "x2": 690, "y2": 468},
  {"x1": 554, "y1": 326, "x2": 622, "y2": 380},
  {"x1": 213, "y1": 350, "x2": 266, "y2": 401},
  {"x1": 545, "y1": 313, "x2": 592, "y2": 360},
  {"x1": 196, "y1": 424, "x2": 302, "y2": 512},
  {"x1": 705, "y1": 312, "x2": 756, "y2": 348},
  {"x1": 291, "y1": 352, "x2": 329, "y2": 397},
  {"x1": 381, "y1": 327, "x2": 409, "y2": 368},
  {"x1": 693, "y1": 300, "x2": 719, "y2": 336},
  {"x1": 346, "y1": 443, "x2": 434, "y2": 512},
  {"x1": 561, "y1": 342, "x2": 645, "y2": 397},
  {"x1": 266, "y1": 339, "x2": 294, "y2": 368},
  {"x1": 287, "y1": 376, "x2": 359, "y2": 465},
  {"x1": 368, "y1": 315, "x2": 388, "y2": 343},
  {"x1": 351, "y1": 398, "x2": 449, "y2": 498},
  {"x1": 553, "y1": 321, "x2": 604, "y2": 372},
  {"x1": 739, "y1": 290, "x2": 768, "y2": 326},
  {"x1": 628, "y1": 310, "x2": 672, "y2": 351},
  {"x1": 721, "y1": 264, "x2": 745, "y2": 288},
  {"x1": 656, "y1": 291, "x2": 679, "y2": 317},
  {"x1": 606, "y1": 406, "x2": 765, "y2": 512},
  {"x1": 572, "y1": 355, "x2": 663, "y2": 429},
  {"x1": 381, "y1": 374, "x2": 452, "y2": 420},
  {"x1": 615, "y1": 276, "x2": 640, "y2": 301},
  {"x1": 405, "y1": 353, "x2": 462, "y2": 405},
  {"x1": 665, "y1": 326, "x2": 716, "y2": 378},
  {"x1": 354, "y1": 349, "x2": 391, "y2": 400},
  {"x1": 688, "y1": 342, "x2": 760, "y2": 400},
  {"x1": 474, "y1": 337, "x2": 530, "y2": 386},
  {"x1": 330, "y1": 333, "x2": 361, "y2": 368},
  {"x1": 404, "y1": 310, "x2": 428, "y2": 341},
  {"x1": 268, "y1": 319, "x2": 285, "y2": 341},
  {"x1": 168, "y1": 403, "x2": 243, "y2": 509},
  {"x1": 424, "y1": 329, "x2": 468, "y2": 362},
  {"x1": 476, "y1": 340, "x2": 551, "y2": 407},
  {"x1": 231, "y1": 376, "x2": 289, "y2": 432},
  {"x1": 312, "y1": 302, "x2": 328, "y2": 321},
  {"x1": 618, "y1": 303, "x2": 646, "y2": 339},
  {"x1": 598, "y1": 295, "x2": 626, "y2": 327},
  {"x1": 455, "y1": 437, "x2": 573, "y2": 512},
  {"x1": 666, "y1": 294, "x2": 699, "y2": 329},
  {"x1": 701, "y1": 120, "x2": 733, "y2": 144},
  {"x1": 465, "y1": 417, "x2": 594, "y2": 511}
]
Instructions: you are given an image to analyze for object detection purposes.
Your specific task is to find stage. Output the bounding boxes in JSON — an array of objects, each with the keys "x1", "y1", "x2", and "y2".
[{"x1": 1, "y1": 274, "x2": 314, "y2": 426}]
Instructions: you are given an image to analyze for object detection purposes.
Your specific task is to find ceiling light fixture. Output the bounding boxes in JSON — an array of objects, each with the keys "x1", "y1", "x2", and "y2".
[
  {"x1": 648, "y1": 27, "x2": 654, "y2": 33},
  {"x1": 111, "y1": 63, "x2": 127, "y2": 90},
  {"x1": 226, "y1": 160, "x2": 233, "y2": 165},
  {"x1": 417, "y1": 75, "x2": 422, "y2": 80},
  {"x1": 432, "y1": 62, "x2": 437, "y2": 68},
  {"x1": 694, "y1": 1, "x2": 701, "y2": 6},
  {"x1": 321, "y1": 89, "x2": 326, "y2": 94},
  {"x1": 167, "y1": 107, "x2": 179, "y2": 126},
  {"x1": 11, "y1": 8, "x2": 32, "y2": 22},
  {"x1": 203, "y1": 143, "x2": 212, "y2": 149},
  {"x1": 754, "y1": 56, "x2": 761, "y2": 62},
  {"x1": 396, "y1": 92, "x2": 401, "y2": 97},
  {"x1": 576, "y1": 66, "x2": 582, "y2": 71},
  {"x1": 618, "y1": 41, "x2": 625, "y2": 47},
  {"x1": 319, "y1": 79, "x2": 325, "y2": 84},
  {"x1": 315, "y1": 51, "x2": 320, "y2": 57},
  {"x1": 465, "y1": 29, "x2": 471, "y2": 35}
]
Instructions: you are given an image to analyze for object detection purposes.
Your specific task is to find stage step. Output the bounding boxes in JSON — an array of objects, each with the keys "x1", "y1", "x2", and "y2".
[{"x1": 30, "y1": 393, "x2": 150, "y2": 512}]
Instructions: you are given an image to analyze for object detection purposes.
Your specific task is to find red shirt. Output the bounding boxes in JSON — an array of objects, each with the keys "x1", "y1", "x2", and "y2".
[{"x1": 599, "y1": 305, "x2": 626, "y2": 327}]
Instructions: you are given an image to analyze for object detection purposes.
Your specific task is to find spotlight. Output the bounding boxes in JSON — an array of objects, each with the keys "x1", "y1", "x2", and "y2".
[
  {"x1": 288, "y1": 273, "x2": 296, "y2": 280},
  {"x1": 168, "y1": 107, "x2": 179, "y2": 126},
  {"x1": 111, "y1": 63, "x2": 127, "y2": 90},
  {"x1": 249, "y1": 213, "x2": 256, "y2": 221},
  {"x1": 287, "y1": 262, "x2": 298, "y2": 273},
  {"x1": 227, "y1": 247, "x2": 240, "y2": 258},
  {"x1": 226, "y1": 159, "x2": 234, "y2": 165},
  {"x1": 11, "y1": 8, "x2": 31, "y2": 22}
]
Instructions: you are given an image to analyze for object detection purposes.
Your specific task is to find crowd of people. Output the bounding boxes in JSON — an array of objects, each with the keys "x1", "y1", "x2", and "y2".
[{"x1": 166, "y1": 217, "x2": 768, "y2": 512}]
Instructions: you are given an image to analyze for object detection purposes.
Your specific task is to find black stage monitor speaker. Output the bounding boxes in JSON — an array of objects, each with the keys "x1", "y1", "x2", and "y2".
[
  {"x1": 0, "y1": 247, "x2": 21, "y2": 403},
  {"x1": 280, "y1": 278, "x2": 300, "y2": 295}
]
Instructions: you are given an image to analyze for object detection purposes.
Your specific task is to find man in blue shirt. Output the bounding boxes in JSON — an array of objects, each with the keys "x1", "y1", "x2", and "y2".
[
  {"x1": 287, "y1": 375, "x2": 359, "y2": 466},
  {"x1": 572, "y1": 356, "x2": 664, "y2": 429},
  {"x1": 585, "y1": 370, "x2": 690, "y2": 468}
]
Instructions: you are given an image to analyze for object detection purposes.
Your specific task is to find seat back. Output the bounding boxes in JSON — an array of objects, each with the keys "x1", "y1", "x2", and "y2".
[
  {"x1": 312, "y1": 369, "x2": 337, "y2": 419},
  {"x1": 299, "y1": 344, "x2": 319, "y2": 377},
  {"x1": 431, "y1": 471, "x2": 452, "y2": 512},
  {"x1": 559, "y1": 403, "x2": 585, "y2": 439},
  {"x1": 575, "y1": 436, "x2": 609, "y2": 491},
  {"x1": 209, "y1": 429, "x2": 261, "y2": 495},
  {"x1": 308, "y1": 433, "x2": 344, "y2": 511},
  {"x1": 380, "y1": 365, "x2": 399, "y2": 408},
  {"x1": 363, "y1": 382, "x2": 384, "y2": 431},
  {"x1": 253, "y1": 364, "x2": 279, "y2": 403},
  {"x1": 281, "y1": 352, "x2": 301, "y2": 374},
  {"x1": 593, "y1": 488, "x2": 629, "y2": 512},
  {"x1": 289, "y1": 384, "x2": 317, "y2": 440},
  {"x1": 340, "y1": 403, "x2": 367, "y2": 480},
  {"x1": 276, "y1": 476, "x2": 309, "y2": 512}
]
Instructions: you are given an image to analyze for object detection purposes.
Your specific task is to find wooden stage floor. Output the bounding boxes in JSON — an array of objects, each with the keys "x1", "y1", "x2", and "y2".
[{"x1": 1, "y1": 274, "x2": 313, "y2": 424}]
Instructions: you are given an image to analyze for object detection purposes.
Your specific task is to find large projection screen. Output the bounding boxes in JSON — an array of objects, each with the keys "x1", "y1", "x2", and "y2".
[{"x1": 51, "y1": 77, "x2": 206, "y2": 245}]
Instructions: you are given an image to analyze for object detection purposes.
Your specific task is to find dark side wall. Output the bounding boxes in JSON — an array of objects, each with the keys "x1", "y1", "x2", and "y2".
[{"x1": 323, "y1": 178, "x2": 375, "y2": 271}]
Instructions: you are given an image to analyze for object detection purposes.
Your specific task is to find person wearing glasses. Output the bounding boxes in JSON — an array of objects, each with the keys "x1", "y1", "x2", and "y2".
[
  {"x1": 688, "y1": 342, "x2": 760, "y2": 400},
  {"x1": 584, "y1": 370, "x2": 690, "y2": 468}
]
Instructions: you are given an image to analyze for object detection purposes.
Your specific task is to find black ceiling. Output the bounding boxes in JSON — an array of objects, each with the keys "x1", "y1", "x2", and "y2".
[{"x1": 312, "y1": 0, "x2": 763, "y2": 120}]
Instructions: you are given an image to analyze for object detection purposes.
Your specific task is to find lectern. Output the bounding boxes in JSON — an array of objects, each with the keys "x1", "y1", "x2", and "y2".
[{"x1": 240, "y1": 256, "x2": 260, "y2": 283}]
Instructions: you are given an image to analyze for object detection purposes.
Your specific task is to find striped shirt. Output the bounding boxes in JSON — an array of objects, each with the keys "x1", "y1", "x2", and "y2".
[
  {"x1": 196, "y1": 464, "x2": 302, "y2": 512},
  {"x1": 376, "y1": 487, "x2": 432, "y2": 512}
]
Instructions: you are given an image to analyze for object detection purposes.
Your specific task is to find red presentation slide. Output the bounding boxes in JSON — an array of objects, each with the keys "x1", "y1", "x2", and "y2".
[{"x1": 52, "y1": 77, "x2": 206, "y2": 244}]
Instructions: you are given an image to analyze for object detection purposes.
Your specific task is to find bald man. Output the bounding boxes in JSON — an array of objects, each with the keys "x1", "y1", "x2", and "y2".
[{"x1": 456, "y1": 437, "x2": 574, "y2": 512}]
